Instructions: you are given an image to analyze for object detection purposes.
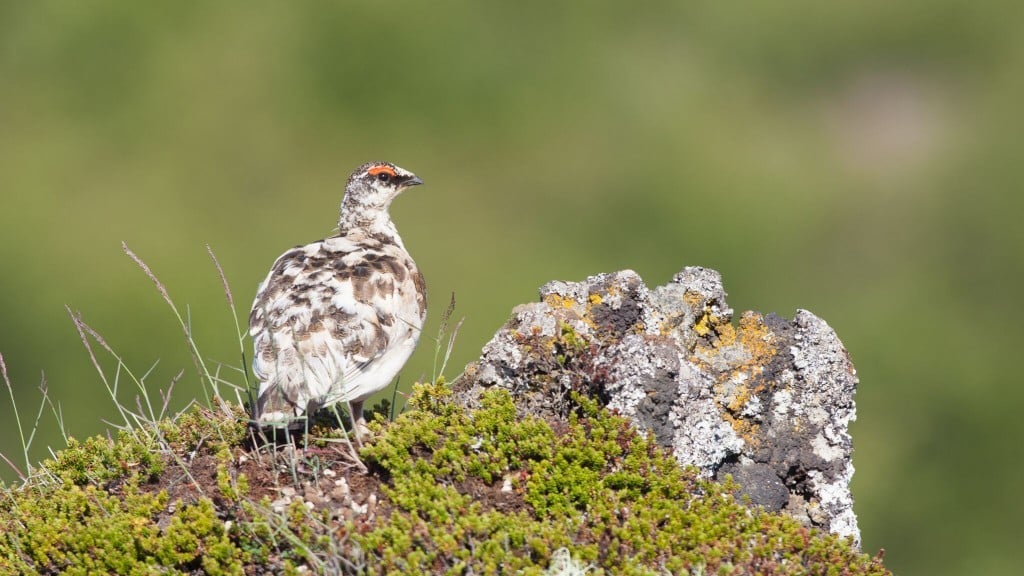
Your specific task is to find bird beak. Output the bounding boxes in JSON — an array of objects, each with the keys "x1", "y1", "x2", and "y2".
[{"x1": 404, "y1": 176, "x2": 424, "y2": 187}]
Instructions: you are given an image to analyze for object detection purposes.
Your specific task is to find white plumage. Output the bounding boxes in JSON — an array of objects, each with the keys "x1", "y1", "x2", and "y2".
[{"x1": 249, "y1": 162, "x2": 427, "y2": 434}]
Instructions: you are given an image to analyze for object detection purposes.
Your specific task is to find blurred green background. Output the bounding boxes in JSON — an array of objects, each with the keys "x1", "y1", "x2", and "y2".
[{"x1": 2, "y1": 1, "x2": 1021, "y2": 573}]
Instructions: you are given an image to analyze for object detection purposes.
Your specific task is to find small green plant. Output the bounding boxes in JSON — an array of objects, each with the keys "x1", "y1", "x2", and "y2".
[
  {"x1": 0, "y1": 479, "x2": 247, "y2": 575},
  {"x1": 350, "y1": 382, "x2": 890, "y2": 574}
]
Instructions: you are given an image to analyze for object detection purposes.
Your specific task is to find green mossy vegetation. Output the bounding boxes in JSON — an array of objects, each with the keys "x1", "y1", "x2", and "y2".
[
  {"x1": 0, "y1": 469, "x2": 245, "y2": 575},
  {"x1": 0, "y1": 383, "x2": 890, "y2": 574}
]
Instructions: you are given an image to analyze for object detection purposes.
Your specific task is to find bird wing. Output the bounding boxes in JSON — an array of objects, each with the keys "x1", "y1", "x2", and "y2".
[{"x1": 249, "y1": 236, "x2": 420, "y2": 413}]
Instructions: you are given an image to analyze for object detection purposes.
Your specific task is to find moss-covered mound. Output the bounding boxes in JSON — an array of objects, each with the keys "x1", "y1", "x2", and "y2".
[{"x1": 0, "y1": 384, "x2": 890, "y2": 575}]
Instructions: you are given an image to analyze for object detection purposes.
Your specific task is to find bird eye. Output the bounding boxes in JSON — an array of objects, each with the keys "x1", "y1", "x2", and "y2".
[{"x1": 377, "y1": 172, "x2": 391, "y2": 183}]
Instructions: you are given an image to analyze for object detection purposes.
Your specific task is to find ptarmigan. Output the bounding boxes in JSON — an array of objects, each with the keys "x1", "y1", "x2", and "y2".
[{"x1": 249, "y1": 161, "x2": 427, "y2": 435}]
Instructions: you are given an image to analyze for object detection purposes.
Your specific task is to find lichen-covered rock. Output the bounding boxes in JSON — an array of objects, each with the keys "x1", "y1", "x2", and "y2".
[{"x1": 454, "y1": 267, "x2": 862, "y2": 544}]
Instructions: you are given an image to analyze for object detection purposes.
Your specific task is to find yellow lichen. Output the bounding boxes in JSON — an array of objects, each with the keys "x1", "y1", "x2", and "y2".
[
  {"x1": 682, "y1": 291, "x2": 703, "y2": 307},
  {"x1": 693, "y1": 312, "x2": 713, "y2": 337},
  {"x1": 692, "y1": 311, "x2": 779, "y2": 442},
  {"x1": 692, "y1": 307, "x2": 736, "y2": 346},
  {"x1": 721, "y1": 412, "x2": 761, "y2": 447},
  {"x1": 736, "y1": 312, "x2": 775, "y2": 364},
  {"x1": 544, "y1": 294, "x2": 577, "y2": 310},
  {"x1": 657, "y1": 310, "x2": 686, "y2": 336},
  {"x1": 713, "y1": 320, "x2": 738, "y2": 347}
]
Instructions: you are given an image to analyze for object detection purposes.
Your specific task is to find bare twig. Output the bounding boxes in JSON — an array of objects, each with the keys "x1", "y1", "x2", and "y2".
[
  {"x1": 0, "y1": 352, "x2": 29, "y2": 479},
  {"x1": 66, "y1": 307, "x2": 139, "y2": 430},
  {"x1": 123, "y1": 243, "x2": 212, "y2": 404},
  {"x1": 0, "y1": 451, "x2": 24, "y2": 481},
  {"x1": 440, "y1": 316, "x2": 466, "y2": 380},
  {"x1": 160, "y1": 369, "x2": 184, "y2": 421},
  {"x1": 206, "y1": 244, "x2": 235, "y2": 309},
  {"x1": 432, "y1": 292, "x2": 458, "y2": 383},
  {"x1": 207, "y1": 244, "x2": 253, "y2": 398},
  {"x1": 21, "y1": 371, "x2": 51, "y2": 463},
  {"x1": 122, "y1": 242, "x2": 173, "y2": 310},
  {"x1": 39, "y1": 372, "x2": 69, "y2": 443}
]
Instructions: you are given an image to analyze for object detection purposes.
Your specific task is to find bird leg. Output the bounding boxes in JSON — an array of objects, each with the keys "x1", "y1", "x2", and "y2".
[{"x1": 349, "y1": 400, "x2": 371, "y2": 442}]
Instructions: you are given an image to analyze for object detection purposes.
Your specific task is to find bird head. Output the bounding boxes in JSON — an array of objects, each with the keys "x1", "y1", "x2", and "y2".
[
  {"x1": 343, "y1": 161, "x2": 423, "y2": 211},
  {"x1": 338, "y1": 161, "x2": 424, "y2": 232}
]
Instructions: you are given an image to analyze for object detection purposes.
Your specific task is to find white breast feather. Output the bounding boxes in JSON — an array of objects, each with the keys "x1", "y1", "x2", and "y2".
[{"x1": 249, "y1": 236, "x2": 426, "y2": 422}]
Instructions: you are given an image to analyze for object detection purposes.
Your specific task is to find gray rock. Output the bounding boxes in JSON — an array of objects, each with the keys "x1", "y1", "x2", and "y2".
[{"x1": 453, "y1": 267, "x2": 862, "y2": 545}]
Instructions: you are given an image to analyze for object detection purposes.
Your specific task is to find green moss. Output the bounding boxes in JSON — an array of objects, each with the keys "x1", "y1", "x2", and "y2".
[
  {"x1": 0, "y1": 405, "x2": 257, "y2": 575},
  {"x1": 41, "y1": 430, "x2": 164, "y2": 486},
  {"x1": 353, "y1": 383, "x2": 890, "y2": 575},
  {"x1": 158, "y1": 403, "x2": 249, "y2": 455},
  {"x1": 0, "y1": 383, "x2": 890, "y2": 574},
  {"x1": 217, "y1": 460, "x2": 249, "y2": 504},
  {"x1": 0, "y1": 482, "x2": 245, "y2": 575}
]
